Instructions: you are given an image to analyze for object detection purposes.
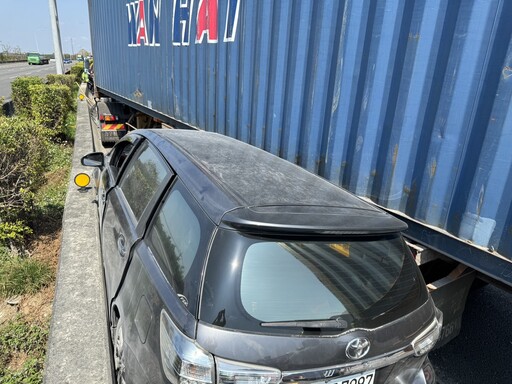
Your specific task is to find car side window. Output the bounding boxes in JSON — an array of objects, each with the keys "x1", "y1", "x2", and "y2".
[
  {"x1": 147, "y1": 181, "x2": 211, "y2": 315},
  {"x1": 109, "y1": 141, "x2": 135, "y2": 180},
  {"x1": 119, "y1": 141, "x2": 169, "y2": 221}
]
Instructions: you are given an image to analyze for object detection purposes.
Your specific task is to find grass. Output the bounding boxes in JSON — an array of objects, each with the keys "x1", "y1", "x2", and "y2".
[
  {"x1": 0, "y1": 318, "x2": 48, "y2": 384},
  {"x1": 46, "y1": 141, "x2": 73, "y2": 173},
  {"x1": 0, "y1": 251, "x2": 53, "y2": 297},
  {"x1": 63, "y1": 104, "x2": 77, "y2": 141},
  {"x1": 0, "y1": 138, "x2": 71, "y2": 298},
  {"x1": 0, "y1": 73, "x2": 77, "y2": 382},
  {"x1": 30, "y1": 141, "x2": 73, "y2": 236},
  {"x1": 0, "y1": 139, "x2": 70, "y2": 380},
  {"x1": 0, "y1": 112, "x2": 73, "y2": 382}
]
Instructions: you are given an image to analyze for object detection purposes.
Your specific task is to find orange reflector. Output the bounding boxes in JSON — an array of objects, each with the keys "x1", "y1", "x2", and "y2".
[{"x1": 74, "y1": 173, "x2": 91, "y2": 188}]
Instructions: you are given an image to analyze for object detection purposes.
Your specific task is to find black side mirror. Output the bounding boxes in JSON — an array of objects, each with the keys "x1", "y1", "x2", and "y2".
[{"x1": 81, "y1": 152, "x2": 105, "y2": 167}]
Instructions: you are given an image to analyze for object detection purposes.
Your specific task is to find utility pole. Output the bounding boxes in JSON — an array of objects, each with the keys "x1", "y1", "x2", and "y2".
[{"x1": 48, "y1": 0, "x2": 64, "y2": 74}]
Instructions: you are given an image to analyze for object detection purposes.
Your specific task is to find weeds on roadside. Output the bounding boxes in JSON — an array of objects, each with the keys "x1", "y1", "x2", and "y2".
[
  {"x1": 31, "y1": 142, "x2": 73, "y2": 222},
  {"x1": 0, "y1": 357, "x2": 44, "y2": 384},
  {"x1": 0, "y1": 250, "x2": 53, "y2": 297},
  {"x1": 0, "y1": 318, "x2": 48, "y2": 383},
  {"x1": 0, "y1": 72, "x2": 76, "y2": 383}
]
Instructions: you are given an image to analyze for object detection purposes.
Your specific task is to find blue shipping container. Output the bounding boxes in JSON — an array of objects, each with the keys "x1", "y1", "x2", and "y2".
[{"x1": 88, "y1": 0, "x2": 512, "y2": 285}]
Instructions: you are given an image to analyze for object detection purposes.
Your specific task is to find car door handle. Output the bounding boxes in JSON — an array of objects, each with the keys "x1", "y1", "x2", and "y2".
[{"x1": 117, "y1": 234, "x2": 127, "y2": 257}]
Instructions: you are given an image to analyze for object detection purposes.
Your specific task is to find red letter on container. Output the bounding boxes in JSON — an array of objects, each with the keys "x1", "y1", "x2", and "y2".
[
  {"x1": 137, "y1": 0, "x2": 148, "y2": 45},
  {"x1": 196, "y1": 0, "x2": 218, "y2": 43}
]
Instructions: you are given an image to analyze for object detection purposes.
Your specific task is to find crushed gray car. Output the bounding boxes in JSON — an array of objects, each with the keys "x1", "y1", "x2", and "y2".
[{"x1": 81, "y1": 129, "x2": 442, "y2": 384}]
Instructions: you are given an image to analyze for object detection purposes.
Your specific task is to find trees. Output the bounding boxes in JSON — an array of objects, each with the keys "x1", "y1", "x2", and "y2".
[{"x1": 0, "y1": 42, "x2": 25, "y2": 63}]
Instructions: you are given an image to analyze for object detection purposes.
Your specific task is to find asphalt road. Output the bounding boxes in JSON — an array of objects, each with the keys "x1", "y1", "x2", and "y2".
[
  {"x1": 0, "y1": 61, "x2": 74, "y2": 100},
  {"x1": 430, "y1": 284, "x2": 512, "y2": 383}
]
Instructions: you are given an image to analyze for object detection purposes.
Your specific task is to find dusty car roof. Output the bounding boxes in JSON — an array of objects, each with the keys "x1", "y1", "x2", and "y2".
[{"x1": 139, "y1": 129, "x2": 407, "y2": 235}]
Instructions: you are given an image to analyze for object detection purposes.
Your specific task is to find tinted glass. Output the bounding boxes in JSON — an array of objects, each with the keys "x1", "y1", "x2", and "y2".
[
  {"x1": 201, "y1": 231, "x2": 427, "y2": 333},
  {"x1": 148, "y1": 181, "x2": 213, "y2": 316},
  {"x1": 109, "y1": 140, "x2": 135, "y2": 179},
  {"x1": 119, "y1": 141, "x2": 169, "y2": 220},
  {"x1": 241, "y1": 239, "x2": 406, "y2": 322}
]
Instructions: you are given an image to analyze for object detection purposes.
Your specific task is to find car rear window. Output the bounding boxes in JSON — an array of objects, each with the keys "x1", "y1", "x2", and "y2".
[{"x1": 201, "y1": 231, "x2": 427, "y2": 333}]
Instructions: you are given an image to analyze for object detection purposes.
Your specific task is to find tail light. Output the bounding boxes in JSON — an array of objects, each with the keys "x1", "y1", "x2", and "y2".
[
  {"x1": 160, "y1": 311, "x2": 282, "y2": 384},
  {"x1": 411, "y1": 310, "x2": 443, "y2": 356},
  {"x1": 160, "y1": 311, "x2": 214, "y2": 384},
  {"x1": 216, "y1": 358, "x2": 281, "y2": 384},
  {"x1": 99, "y1": 114, "x2": 118, "y2": 122}
]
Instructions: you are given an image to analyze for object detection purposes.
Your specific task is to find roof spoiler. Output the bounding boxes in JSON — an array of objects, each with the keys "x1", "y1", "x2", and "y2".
[{"x1": 220, "y1": 205, "x2": 408, "y2": 236}]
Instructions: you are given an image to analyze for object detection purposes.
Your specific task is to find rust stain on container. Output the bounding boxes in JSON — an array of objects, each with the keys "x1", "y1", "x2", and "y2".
[
  {"x1": 392, "y1": 144, "x2": 399, "y2": 169},
  {"x1": 430, "y1": 159, "x2": 437, "y2": 178}
]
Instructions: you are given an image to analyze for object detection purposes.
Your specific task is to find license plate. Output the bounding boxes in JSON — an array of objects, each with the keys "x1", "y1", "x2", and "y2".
[{"x1": 330, "y1": 370, "x2": 375, "y2": 384}]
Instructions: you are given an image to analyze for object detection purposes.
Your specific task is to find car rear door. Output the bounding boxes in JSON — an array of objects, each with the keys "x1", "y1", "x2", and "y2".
[{"x1": 101, "y1": 139, "x2": 173, "y2": 303}]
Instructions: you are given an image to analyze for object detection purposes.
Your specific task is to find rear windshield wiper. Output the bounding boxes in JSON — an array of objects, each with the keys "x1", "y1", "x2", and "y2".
[{"x1": 261, "y1": 318, "x2": 348, "y2": 329}]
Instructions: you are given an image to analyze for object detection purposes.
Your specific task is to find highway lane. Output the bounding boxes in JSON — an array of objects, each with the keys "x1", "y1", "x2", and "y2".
[
  {"x1": 0, "y1": 61, "x2": 74, "y2": 100},
  {"x1": 430, "y1": 284, "x2": 512, "y2": 383}
]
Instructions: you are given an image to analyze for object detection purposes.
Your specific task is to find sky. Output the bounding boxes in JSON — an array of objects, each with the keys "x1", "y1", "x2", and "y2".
[{"x1": 1, "y1": 0, "x2": 91, "y2": 55}]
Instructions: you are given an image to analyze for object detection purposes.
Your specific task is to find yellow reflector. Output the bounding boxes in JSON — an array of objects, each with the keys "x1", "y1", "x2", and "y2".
[
  {"x1": 74, "y1": 173, "x2": 90, "y2": 188},
  {"x1": 79, "y1": 94, "x2": 85, "y2": 101}
]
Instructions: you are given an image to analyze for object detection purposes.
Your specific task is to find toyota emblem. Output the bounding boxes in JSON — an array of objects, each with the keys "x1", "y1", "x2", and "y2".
[{"x1": 345, "y1": 337, "x2": 371, "y2": 360}]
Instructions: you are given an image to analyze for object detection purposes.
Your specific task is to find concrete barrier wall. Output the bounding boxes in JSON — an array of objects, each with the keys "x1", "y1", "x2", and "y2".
[{"x1": 44, "y1": 85, "x2": 113, "y2": 383}]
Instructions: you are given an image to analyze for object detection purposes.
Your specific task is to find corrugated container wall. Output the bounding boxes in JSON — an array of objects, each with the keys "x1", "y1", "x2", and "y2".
[{"x1": 88, "y1": 0, "x2": 512, "y2": 275}]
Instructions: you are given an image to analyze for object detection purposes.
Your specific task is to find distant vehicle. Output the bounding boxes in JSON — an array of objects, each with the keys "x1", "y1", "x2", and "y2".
[
  {"x1": 77, "y1": 54, "x2": 84, "y2": 62},
  {"x1": 63, "y1": 59, "x2": 72, "y2": 64},
  {"x1": 27, "y1": 53, "x2": 49, "y2": 65}
]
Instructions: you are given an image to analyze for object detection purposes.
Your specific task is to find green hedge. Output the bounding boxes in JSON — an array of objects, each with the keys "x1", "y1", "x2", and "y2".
[
  {"x1": 29, "y1": 84, "x2": 71, "y2": 137},
  {"x1": 46, "y1": 74, "x2": 76, "y2": 91},
  {"x1": 69, "y1": 63, "x2": 84, "y2": 83},
  {"x1": 2, "y1": 74, "x2": 76, "y2": 246},
  {"x1": 11, "y1": 77, "x2": 43, "y2": 117},
  {"x1": 45, "y1": 75, "x2": 76, "y2": 116},
  {"x1": 0, "y1": 116, "x2": 50, "y2": 244}
]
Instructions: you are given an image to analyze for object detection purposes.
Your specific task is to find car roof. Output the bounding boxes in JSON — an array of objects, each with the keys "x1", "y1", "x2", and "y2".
[{"x1": 138, "y1": 129, "x2": 407, "y2": 236}]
